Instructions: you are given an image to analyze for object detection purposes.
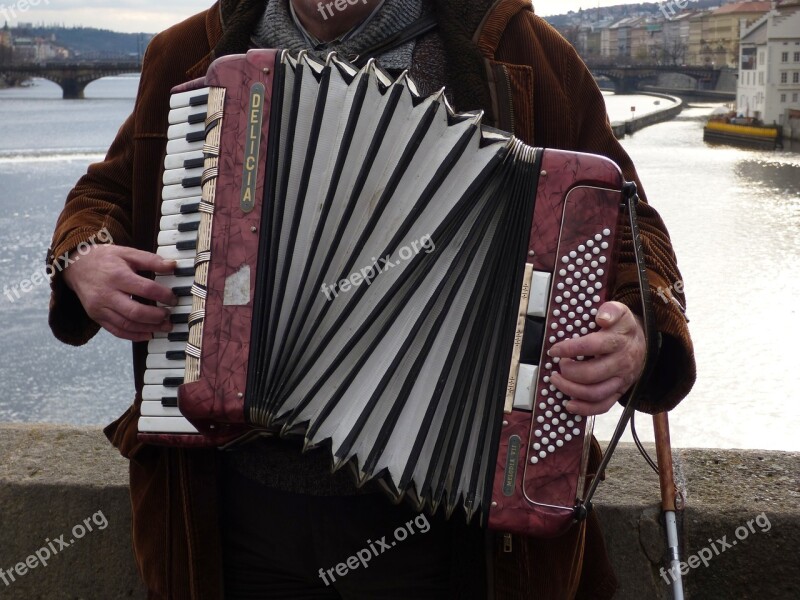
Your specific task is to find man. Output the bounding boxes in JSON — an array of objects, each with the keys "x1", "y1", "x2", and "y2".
[{"x1": 48, "y1": 0, "x2": 695, "y2": 598}]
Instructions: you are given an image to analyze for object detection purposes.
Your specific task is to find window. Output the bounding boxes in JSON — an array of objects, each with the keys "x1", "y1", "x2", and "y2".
[
  {"x1": 781, "y1": 72, "x2": 788, "y2": 83},
  {"x1": 794, "y1": 93, "x2": 799, "y2": 103},
  {"x1": 781, "y1": 94, "x2": 787, "y2": 103},
  {"x1": 794, "y1": 72, "x2": 800, "y2": 84},
  {"x1": 759, "y1": 72, "x2": 765, "y2": 85},
  {"x1": 795, "y1": 52, "x2": 800, "y2": 62},
  {"x1": 782, "y1": 52, "x2": 789, "y2": 62}
]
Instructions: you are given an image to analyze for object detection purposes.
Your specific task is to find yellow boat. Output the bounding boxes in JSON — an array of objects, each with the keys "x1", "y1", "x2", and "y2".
[{"x1": 703, "y1": 120, "x2": 783, "y2": 150}]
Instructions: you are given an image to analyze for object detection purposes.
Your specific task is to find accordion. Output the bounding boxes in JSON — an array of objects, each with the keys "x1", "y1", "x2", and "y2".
[{"x1": 138, "y1": 49, "x2": 642, "y2": 538}]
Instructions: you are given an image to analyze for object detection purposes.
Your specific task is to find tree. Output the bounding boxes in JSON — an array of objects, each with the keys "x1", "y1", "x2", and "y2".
[{"x1": 663, "y1": 38, "x2": 688, "y2": 66}]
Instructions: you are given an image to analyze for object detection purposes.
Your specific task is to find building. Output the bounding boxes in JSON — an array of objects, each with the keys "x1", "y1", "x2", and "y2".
[
  {"x1": 630, "y1": 19, "x2": 665, "y2": 63},
  {"x1": 661, "y1": 11, "x2": 694, "y2": 65},
  {"x1": 737, "y1": 0, "x2": 800, "y2": 137},
  {"x1": 689, "y1": 2, "x2": 772, "y2": 67}
]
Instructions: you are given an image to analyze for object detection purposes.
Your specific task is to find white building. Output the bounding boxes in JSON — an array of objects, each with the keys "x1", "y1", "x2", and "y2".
[{"x1": 738, "y1": 1, "x2": 800, "y2": 138}]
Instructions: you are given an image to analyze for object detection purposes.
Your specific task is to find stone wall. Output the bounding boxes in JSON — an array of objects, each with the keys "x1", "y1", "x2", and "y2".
[{"x1": 0, "y1": 425, "x2": 797, "y2": 598}]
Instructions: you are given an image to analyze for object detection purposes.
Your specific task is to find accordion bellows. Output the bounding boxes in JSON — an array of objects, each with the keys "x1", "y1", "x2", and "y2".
[{"x1": 140, "y1": 49, "x2": 628, "y2": 537}]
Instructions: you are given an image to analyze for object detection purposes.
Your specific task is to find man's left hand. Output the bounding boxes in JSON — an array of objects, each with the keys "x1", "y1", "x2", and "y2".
[{"x1": 548, "y1": 301, "x2": 645, "y2": 417}]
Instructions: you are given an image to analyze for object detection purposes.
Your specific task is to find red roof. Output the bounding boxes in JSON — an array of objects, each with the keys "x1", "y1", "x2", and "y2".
[{"x1": 712, "y1": 2, "x2": 772, "y2": 15}]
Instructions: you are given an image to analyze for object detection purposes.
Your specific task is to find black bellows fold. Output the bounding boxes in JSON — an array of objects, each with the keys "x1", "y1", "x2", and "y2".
[{"x1": 245, "y1": 51, "x2": 540, "y2": 519}]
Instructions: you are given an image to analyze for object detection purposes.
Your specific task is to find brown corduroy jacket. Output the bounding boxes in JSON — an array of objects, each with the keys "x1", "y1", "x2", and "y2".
[{"x1": 48, "y1": 0, "x2": 696, "y2": 598}]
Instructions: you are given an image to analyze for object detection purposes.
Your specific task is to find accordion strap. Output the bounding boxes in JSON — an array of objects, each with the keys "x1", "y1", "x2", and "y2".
[
  {"x1": 348, "y1": 12, "x2": 439, "y2": 67},
  {"x1": 576, "y1": 183, "x2": 662, "y2": 518}
]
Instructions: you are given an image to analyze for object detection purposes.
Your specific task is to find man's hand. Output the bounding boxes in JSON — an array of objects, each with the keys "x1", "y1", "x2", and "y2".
[
  {"x1": 62, "y1": 245, "x2": 177, "y2": 342},
  {"x1": 548, "y1": 301, "x2": 645, "y2": 417}
]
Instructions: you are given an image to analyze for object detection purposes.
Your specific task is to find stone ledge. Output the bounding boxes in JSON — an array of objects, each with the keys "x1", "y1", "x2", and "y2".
[{"x1": 0, "y1": 424, "x2": 797, "y2": 598}]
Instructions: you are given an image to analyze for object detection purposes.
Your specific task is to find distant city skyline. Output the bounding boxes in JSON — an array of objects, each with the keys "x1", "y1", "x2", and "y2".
[{"x1": 3, "y1": 1, "x2": 644, "y2": 34}]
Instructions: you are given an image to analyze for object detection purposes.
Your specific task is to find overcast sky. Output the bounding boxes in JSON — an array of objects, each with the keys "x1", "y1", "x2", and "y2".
[{"x1": 5, "y1": 1, "x2": 636, "y2": 33}]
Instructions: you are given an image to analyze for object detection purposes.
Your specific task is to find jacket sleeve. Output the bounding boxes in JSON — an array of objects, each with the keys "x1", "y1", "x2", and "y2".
[
  {"x1": 564, "y1": 49, "x2": 696, "y2": 413},
  {"x1": 46, "y1": 100, "x2": 136, "y2": 346}
]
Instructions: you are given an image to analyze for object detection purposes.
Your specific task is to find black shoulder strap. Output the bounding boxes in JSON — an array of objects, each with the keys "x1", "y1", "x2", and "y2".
[{"x1": 349, "y1": 13, "x2": 439, "y2": 67}]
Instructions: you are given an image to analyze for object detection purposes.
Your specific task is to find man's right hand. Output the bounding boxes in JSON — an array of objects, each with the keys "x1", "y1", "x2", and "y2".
[{"x1": 62, "y1": 245, "x2": 178, "y2": 342}]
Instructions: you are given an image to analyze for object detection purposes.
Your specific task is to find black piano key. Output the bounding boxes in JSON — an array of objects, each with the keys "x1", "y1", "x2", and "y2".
[
  {"x1": 189, "y1": 93, "x2": 208, "y2": 106},
  {"x1": 168, "y1": 331, "x2": 190, "y2": 342},
  {"x1": 178, "y1": 220, "x2": 200, "y2": 232},
  {"x1": 161, "y1": 397, "x2": 178, "y2": 408},
  {"x1": 520, "y1": 317, "x2": 546, "y2": 365},
  {"x1": 166, "y1": 350, "x2": 186, "y2": 361},
  {"x1": 186, "y1": 130, "x2": 205, "y2": 143},
  {"x1": 163, "y1": 377, "x2": 184, "y2": 387},
  {"x1": 182, "y1": 176, "x2": 202, "y2": 188},
  {"x1": 176, "y1": 239, "x2": 197, "y2": 251},
  {"x1": 183, "y1": 157, "x2": 205, "y2": 170},
  {"x1": 188, "y1": 112, "x2": 206, "y2": 125},
  {"x1": 172, "y1": 286, "x2": 193, "y2": 297},
  {"x1": 174, "y1": 266, "x2": 196, "y2": 277},
  {"x1": 170, "y1": 312, "x2": 189, "y2": 324},
  {"x1": 180, "y1": 202, "x2": 200, "y2": 214}
]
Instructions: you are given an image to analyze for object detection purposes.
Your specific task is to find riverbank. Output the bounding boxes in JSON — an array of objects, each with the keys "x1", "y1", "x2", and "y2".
[
  {"x1": 0, "y1": 424, "x2": 796, "y2": 598},
  {"x1": 607, "y1": 92, "x2": 684, "y2": 140}
]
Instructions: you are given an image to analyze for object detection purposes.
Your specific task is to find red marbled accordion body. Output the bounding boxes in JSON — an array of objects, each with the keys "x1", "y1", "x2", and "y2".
[{"x1": 138, "y1": 50, "x2": 628, "y2": 539}]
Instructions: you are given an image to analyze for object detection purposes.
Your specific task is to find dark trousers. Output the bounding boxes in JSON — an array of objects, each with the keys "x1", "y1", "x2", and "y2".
[{"x1": 219, "y1": 466, "x2": 488, "y2": 599}]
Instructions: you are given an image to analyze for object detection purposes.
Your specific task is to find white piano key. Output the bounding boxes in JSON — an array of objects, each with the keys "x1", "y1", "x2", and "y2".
[
  {"x1": 163, "y1": 166, "x2": 203, "y2": 186},
  {"x1": 513, "y1": 364, "x2": 538, "y2": 411},
  {"x1": 161, "y1": 196, "x2": 201, "y2": 216},
  {"x1": 166, "y1": 137, "x2": 203, "y2": 156},
  {"x1": 162, "y1": 182, "x2": 202, "y2": 201},
  {"x1": 168, "y1": 105, "x2": 208, "y2": 125},
  {"x1": 155, "y1": 274, "x2": 194, "y2": 290},
  {"x1": 141, "y1": 401, "x2": 185, "y2": 418},
  {"x1": 138, "y1": 416, "x2": 199, "y2": 434},
  {"x1": 159, "y1": 213, "x2": 201, "y2": 232},
  {"x1": 157, "y1": 229, "x2": 198, "y2": 247},
  {"x1": 143, "y1": 384, "x2": 180, "y2": 402},
  {"x1": 153, "y1": 322, "x2": 189, "y2": 339},
  {"x1": 168, "y1": 120, "x2": 205, "y2": 141},
  {"x1": 147, "y1": 338, "x2": 188, "y2": 355},
  {"x1": 157, "y1": 245, "x2": 196, "y2": 261},
  {"x1": 146, "y1": 352, "x2": 186, "y2": 369},
  {"x1": 527, "y1": 271, "x2": 552, "y2": 318},
  {"x1": 170, "y1": 87, "x2": 210, "y2": 109},
  {"x1": 144, "y1": 368, "x2": 186, "y2": 385},
  {"x1": 164, "y1": 149, "x2": 204, "y2": 171}
]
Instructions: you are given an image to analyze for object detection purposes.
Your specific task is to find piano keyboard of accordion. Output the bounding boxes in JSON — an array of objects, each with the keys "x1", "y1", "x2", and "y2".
[{"x1": 138, "y1": 49, "x2": 628, "y2": 537}]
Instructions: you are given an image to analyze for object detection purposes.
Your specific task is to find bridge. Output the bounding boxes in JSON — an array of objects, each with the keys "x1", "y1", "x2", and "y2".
[
  {"x1": 0, "y1": 61, "x2": 142, "y2": 99},
  {"x1": 586, "y1": 64, "x2": 723, "y2": 94}
]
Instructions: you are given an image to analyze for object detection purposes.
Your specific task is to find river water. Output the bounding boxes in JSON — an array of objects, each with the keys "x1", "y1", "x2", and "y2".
[{"x1": 0, "y1": 79, "x2": 797, "y2": 451}]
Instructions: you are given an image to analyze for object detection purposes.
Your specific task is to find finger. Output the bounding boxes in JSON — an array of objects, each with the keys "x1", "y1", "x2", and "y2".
[
  {"x1": 96, "y1": 305, "x2": 172, "y2": 335},
  {"x1": 116, "y1": 246, "x2": 177, "y2": 274},
  {"x1": 565, "y1": 394, "x2": 621, "y2": 417},
  {"x1": 114, "y1": 272, "x2": 178, "y2": 306},
  {"x1": 556, "y1": 354, "x2": 625, "y2": 386},
  {"x1": 101, "y1": 293, "x2": 174, "y2": 326},
  {"x1": 548, "y1": 329, "x2": 626, "y2": 359},
  {"x1": 550, "y1": 372, "x2": 623, "y2": 405},
  {"x1": 102, "y1": 322, "x2": 154, "y2": 343},
  {"x1": 594, "y1": 301, "x2": 628, "y2": 331}
]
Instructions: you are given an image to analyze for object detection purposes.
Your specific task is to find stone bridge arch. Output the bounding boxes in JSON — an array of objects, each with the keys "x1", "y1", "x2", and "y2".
[{"x1": 0, "y1": 62, "x2": 142, "y2": 99}]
